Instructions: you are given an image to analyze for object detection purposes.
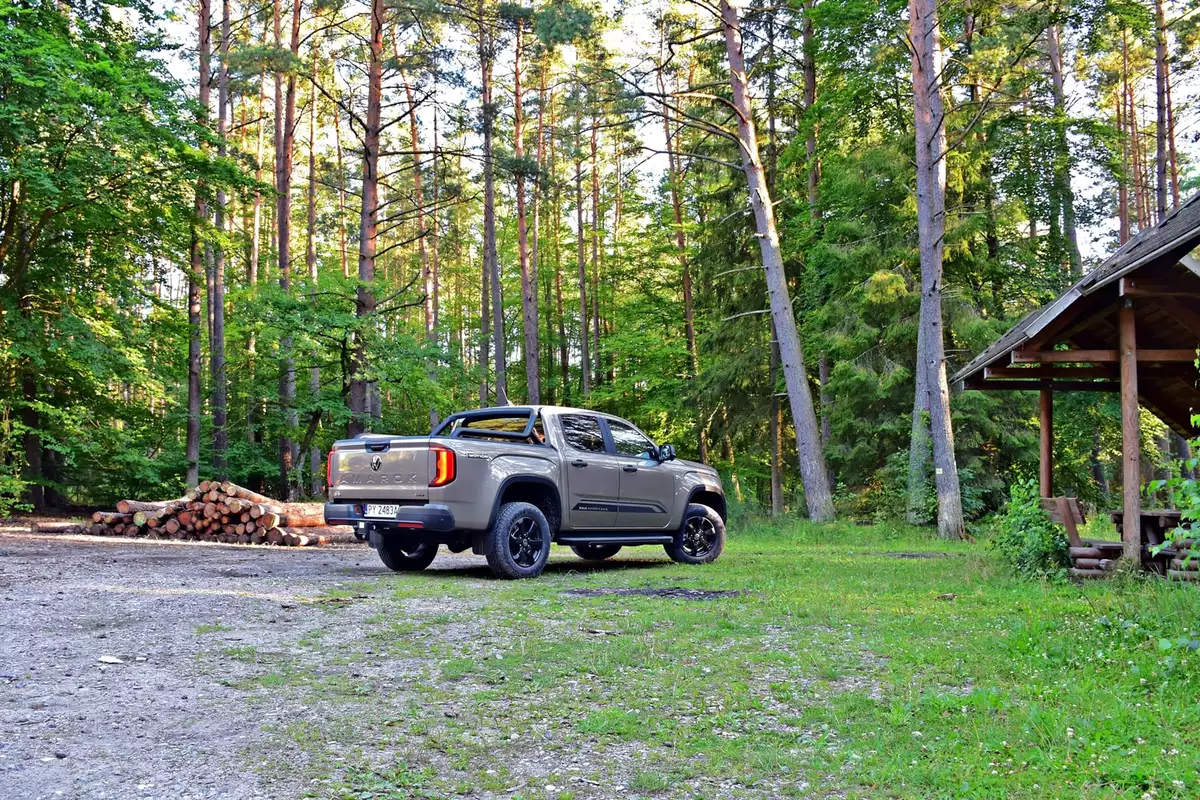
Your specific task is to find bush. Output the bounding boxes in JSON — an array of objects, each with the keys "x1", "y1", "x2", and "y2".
[{"x1": 989, "y1": 479, "x2": 1069, "y2": 578}]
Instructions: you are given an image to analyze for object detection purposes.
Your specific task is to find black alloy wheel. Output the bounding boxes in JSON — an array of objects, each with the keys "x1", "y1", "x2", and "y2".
[{"x1": 508, "y1": 514, "x2": 545, "y2": 568}]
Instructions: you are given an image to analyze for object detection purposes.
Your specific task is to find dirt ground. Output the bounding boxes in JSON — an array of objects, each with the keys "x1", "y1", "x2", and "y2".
[{"x1": 0, "y1": 519, "x2": 492, "y2": 800}]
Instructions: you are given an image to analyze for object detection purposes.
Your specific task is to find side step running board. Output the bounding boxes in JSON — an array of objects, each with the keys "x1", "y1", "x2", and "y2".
[{"x1": 556, "y1": 534, "x2": 674, "y2": 546}]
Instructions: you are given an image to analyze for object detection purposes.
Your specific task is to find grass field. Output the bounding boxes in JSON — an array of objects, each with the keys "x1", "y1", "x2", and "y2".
[{"x1": 223, "y1": 517, "x2": 1200, "y2": 799}]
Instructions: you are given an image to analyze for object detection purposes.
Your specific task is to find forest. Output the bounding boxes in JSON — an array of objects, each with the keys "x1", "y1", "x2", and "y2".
[{"x1": 2, "y1": 0, "x2": 1198, "y2": 534}]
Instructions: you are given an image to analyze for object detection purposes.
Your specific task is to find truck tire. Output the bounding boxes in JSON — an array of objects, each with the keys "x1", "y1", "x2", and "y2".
[
  {"x1": 486, "y1": 502, "x2": 551, "y2": 579},
  {"x1": 665, "y1": 503, "x2": 725, "y2": 565},
  {"x1": 376, "y1": 539, "x2": 439, "y2": 572},
  {"x1": 570, "y1": 544, "x2": 622, "y2": 561}
]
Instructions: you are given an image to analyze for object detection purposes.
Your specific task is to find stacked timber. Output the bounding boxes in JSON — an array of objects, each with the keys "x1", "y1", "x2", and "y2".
[
  {"x1": 1168, "y1": 539, "x2": 1199, "y2": 582},
  {"x1": 1068, "y1": 543, "x2": 1122, "y2": 579},
  {"x1": 75, "y1": 482, "x2": 338, "y2": 547}
]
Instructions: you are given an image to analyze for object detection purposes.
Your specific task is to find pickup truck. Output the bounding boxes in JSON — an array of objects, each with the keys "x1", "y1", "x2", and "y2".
[{"x1": 323, "y1": 406, "x2": 727, "y2": 579}]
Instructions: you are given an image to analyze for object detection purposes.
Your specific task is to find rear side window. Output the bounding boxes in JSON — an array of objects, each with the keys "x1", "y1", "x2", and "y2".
[
  {"x1": 560, "y1": 414, "x2": 606, "y2": 453},
  {"x1": 607, "y1": 419, "x2": 656, "y2": 458}
]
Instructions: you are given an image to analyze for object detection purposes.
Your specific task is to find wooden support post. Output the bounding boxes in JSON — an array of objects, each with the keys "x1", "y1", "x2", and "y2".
[
  {"x1": 1119, "y1": 300, "x2": 1141, "y2": 563},
  {"x1": 1040, "y1": 389, "x2": 1053, "y2": 498}
]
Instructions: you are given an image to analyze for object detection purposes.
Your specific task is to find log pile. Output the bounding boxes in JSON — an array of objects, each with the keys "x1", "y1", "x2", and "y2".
[
  {"x1": 1168, "y1": 539, "x2": 1199, "y2": 582},
  {"x1": 74, "y1": 482, "x2": 337, "y2": 546},
  {"x1": 1068, "y1": 543, "x2": 1123, "y2": 579}
]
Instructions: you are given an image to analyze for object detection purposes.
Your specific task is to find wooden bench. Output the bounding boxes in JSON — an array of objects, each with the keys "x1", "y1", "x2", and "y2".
[{"x1": 1042, "y1": 497, "x2": 1123, "y2": 578}]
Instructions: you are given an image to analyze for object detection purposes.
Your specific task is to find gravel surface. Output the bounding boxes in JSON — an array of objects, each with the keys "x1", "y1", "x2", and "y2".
[{"x1": 0, "y1": 522, "x2": 484, "y2": 800}]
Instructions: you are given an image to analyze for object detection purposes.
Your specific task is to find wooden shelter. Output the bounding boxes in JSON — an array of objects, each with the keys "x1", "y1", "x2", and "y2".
[{"x1": 953, "y1": 192, "x2": 1200, "y2": 564}]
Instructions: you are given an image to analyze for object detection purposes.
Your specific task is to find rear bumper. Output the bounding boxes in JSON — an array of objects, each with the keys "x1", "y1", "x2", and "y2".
[{"x1": 323, "y1": 502, "x2": 456, "y2": 533}]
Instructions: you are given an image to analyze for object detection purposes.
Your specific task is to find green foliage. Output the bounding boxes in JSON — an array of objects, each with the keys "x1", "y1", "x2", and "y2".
[{"x1": 989, "y1": 479, "x2": 1069, "y2": 578}]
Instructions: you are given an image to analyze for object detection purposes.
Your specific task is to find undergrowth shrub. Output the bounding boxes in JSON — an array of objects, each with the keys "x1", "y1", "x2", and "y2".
[{"x1": 990, "y1": 478, "x2": 1069, "y2": 578}]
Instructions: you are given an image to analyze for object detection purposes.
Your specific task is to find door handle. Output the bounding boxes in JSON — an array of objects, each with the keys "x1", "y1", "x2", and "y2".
[
  {"x1": 571, "y1": 460, "x2": 588, "y2": 468},
  {"x1": 622, "y1": 465, "x2": 638, "y2": 473}
]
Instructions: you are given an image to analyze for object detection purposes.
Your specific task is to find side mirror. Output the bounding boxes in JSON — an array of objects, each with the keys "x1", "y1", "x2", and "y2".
[{"x1": 658, "y1": 443, "x2": 677, "y2": 462}]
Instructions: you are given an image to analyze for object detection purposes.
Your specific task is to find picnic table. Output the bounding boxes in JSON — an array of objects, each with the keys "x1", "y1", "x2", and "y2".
[
  {"x1": 1111, "y1": 509, "x2": 1182, "y2": 547},
  {"x1": 1045, "y1": 498, "x2": 1183, "y2": 577}
]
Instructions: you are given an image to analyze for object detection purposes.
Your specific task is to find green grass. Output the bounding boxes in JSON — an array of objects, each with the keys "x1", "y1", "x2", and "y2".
[{"x1": 228, "y1": 517, "x2": 1200, "y2": 798}]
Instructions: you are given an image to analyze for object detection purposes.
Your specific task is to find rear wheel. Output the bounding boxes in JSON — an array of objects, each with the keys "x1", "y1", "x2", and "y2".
[
  {"x1": 376, "y1": 538, "x2": 439, "y2": 572},
  {"x1": 665, "y1": 504, "x2": 725, "y2": 565},
  {"x1": 486, "y1": 502, "x2": 551, "y2": 579},
  {"x1": 570, "y1": 543, "x2": 622, "y2": 561}
]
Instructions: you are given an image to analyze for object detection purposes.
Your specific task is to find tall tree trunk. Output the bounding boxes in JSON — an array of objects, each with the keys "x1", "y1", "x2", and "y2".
[
  {"x1": 909, "y1": 0, "x2": 965, "y2": 539},
  {"x1": 1117, "y1": 90, "x2": 1130, "y2": 244},
  {"x1": 551, "y1": 101, "x2": 569, "y2": 400},
  {"x1": 657, "y1": 53, "x2": 706, "y2": 461},
  {"x1": 1047, "y1": 21, "x2": 1081, "y2": 276},
  {"x1": 401, "y1": 67, "x2": 438, "y2": 426},
  {"x1": 1124, "y1": 29, "x2": 1146, "y2": 230},
  {"x1": 188, "y1": 0, "x2": 211, "y2": 488},
  {"x1": 802, "y1": 0, "x2": 820, "y2": 221},
  {"x1": 719, "y1": 0, "x2": 834, "y2": 521},
  {"x1": 1165, "y1": 55, "x2": 1180, "y2": 207},
  {"x1": 532, "y1": 73, "x2": 549, "y2": 399},
  {"x1": 431, "y1": 98, "x2": 441, "y2": 328},
  {"x1": 480, "y1": 4, "x2": 506, "y2": 405},
  {"x1": 590, "y1": 109, "x2": 602, "y2": 388},
  {"x1": 211, "y1": 0, "x2": 229, "y2": 480},
  {"x1": 575, "y1": 97, "x2": 590, "y2": 398},
  {"x1": 247, "y1": 17, "x2": 267, "y2": 448},
  {"x1": 334, "y1": 103, "x2": 349, "y2": 277},
  {"x1": 349, "y1": 0, "x2": 383, "y2": 437},
  {"x1": 274, "y1": 0, "x2": 301, "y2": 494},
  {"x1": 250, "y1": 16, "x2": 266, "y2": 289},
  {"x1": 1154, "y1": 0, "x2": 1169, "y2": 217},
  {"x1": 765, "y1": 14, "x2": 782, "y2": 495},
  {"x1": 514, "y1": 23, "x2": 539, "y2": 403},
  {"x1": 307, "y1": 45, "x2": 322, "y2": 496}
]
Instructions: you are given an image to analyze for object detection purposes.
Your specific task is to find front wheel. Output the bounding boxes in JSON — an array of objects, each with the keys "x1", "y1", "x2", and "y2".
[
  {"x1": 376, "y1": 538, "x2": 439, "y2": 572},
  {"x1": 665, "y1": 504, "x2": 726, "y2": 565},
  {"x1": 570, "y1": 543, "x2": 622, "y2": 561},
  {"x1": 486, "y1": 502, "x2": 551, "y2": 579}
]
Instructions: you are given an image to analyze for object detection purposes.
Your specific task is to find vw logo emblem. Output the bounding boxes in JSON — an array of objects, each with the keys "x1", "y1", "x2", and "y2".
[{"x1": 370, "y1": 455, "x2": 383, "y2": 472}]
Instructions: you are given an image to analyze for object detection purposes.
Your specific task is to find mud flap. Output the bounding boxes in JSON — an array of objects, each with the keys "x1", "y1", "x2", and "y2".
[{"x1": 471, "y1": 531, "x2": 492, "y2": 556}]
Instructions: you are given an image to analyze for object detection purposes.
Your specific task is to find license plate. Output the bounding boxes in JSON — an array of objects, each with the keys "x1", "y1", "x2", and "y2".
[{"x1": 365, "y1": 504, "x2": 399, "y2": 518}]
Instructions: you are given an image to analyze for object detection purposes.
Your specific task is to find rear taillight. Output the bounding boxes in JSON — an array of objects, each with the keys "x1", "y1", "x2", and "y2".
[
  {"x1": 430, "y1": 445, "x2": 456, "y2": 487},
  {"x1": 326, "y1": 448, "x2": 336, "y2": 489}
]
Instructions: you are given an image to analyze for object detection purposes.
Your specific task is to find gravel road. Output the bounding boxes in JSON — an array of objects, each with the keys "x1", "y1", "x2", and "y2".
[{"x1": 0, "y1": 524, "x2": 484, "y2": 799}]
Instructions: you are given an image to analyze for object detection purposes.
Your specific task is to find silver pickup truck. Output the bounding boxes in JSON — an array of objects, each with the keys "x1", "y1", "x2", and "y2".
[{"x1": 323, "y1": 406, "x2": 726, "y2": 579}]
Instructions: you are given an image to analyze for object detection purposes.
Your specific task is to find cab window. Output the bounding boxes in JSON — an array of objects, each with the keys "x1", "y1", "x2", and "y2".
[
  {"x1": 453, "y1": 414, "x2": 546, "y2": 444},
  {"x1": 607, "y1": 419, "x2": 656, "y2": 459},
  {"x1": 559, "y1": 414, "x2": 606, "y2": 453}
]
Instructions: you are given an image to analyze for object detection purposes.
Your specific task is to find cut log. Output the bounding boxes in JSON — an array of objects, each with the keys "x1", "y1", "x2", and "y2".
[
  {"x1": 1168, "y1": 570, "x2": 1200, "y2": 582},
  {"x1": 1069, "y1": 568, "x2": 1112, "y2": 579},
  {"x1": 1069, "y1": 546, "x2": 1103, "y2": 559},
  {"x1": 1072, "y1": 558, "x2": 1116, "y2": 570},
  {"x1": 115, "y1": 497, "x2": 187, "y2": 515},
  {"x1": 221, "y1": 483, "x2": 277, "y2": 504},
  {"x1": 30, "y1": 521, "x2": 84, "y2": 534},
  {"x1": 92, "y1": 511, "x2": 124, "y2": 524}
]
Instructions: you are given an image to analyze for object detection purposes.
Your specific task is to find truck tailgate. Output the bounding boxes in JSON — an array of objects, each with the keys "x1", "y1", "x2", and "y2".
[{"x1": 330, "y1": 437, "x2": 433, "y2": 501}]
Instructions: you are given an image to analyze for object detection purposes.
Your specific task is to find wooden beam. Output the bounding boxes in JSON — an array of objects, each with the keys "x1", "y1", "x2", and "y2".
[
  {"x1": 1119, "y1": 299, "x2": 1141, "y2": 562},
  {"x1": 1040, "y1": 390, "x2": 1053, "y2": 498},
  {"x1": 1012, "y1": 348, "x2": 1196, "y2": 364},
  {"x1": 1119, "y1": 277, "x2": 1200, "y2": 299},
  {"x1": 1146, "y1": 296, "x2": 1200, "y2": 342},
  {"x1": 963, "y1": 380, "x2": 1118, "y2": 392},
  {"x1": 1013, "y1": 349, "x2": 1118, "y2": 363},
  {"x1": 984, "y1": 366, "x2": 1113, "y2": 379}
]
